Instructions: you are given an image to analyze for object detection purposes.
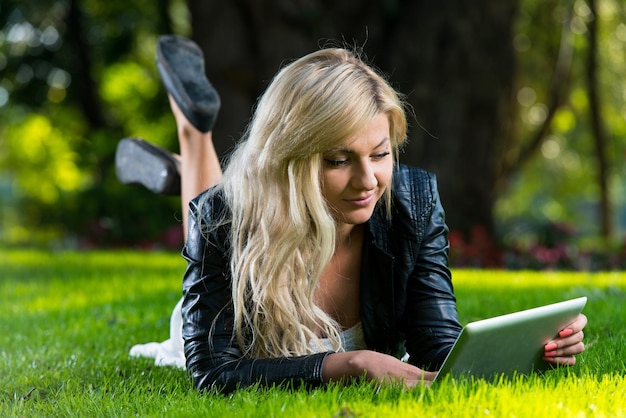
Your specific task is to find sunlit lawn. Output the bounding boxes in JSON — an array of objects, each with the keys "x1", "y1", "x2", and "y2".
[{"x1": 1, "y1": 249, "x2": 625, "y2": 417}]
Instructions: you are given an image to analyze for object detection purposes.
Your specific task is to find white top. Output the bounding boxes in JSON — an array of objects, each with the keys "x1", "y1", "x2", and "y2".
[{"x1": 311, "y1": 322, "x2": 367, "y2": 353}]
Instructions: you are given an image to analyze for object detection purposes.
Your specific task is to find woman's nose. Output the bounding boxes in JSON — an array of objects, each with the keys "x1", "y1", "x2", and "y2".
[{"x1": 351, "y1": 161, "x2": 377, "y2": 190}]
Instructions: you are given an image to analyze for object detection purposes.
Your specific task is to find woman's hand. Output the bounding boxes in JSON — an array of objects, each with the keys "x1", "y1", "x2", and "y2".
[
  {"x1": 322, "y1": 350, "x2": 437, "y2": 388},
  {"x1": 543, "y1": 313, "x2": 588, "y2": 365}
]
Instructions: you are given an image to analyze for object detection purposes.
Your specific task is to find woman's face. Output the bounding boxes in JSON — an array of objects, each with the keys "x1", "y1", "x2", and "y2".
[{"x1": 321, "y1": 112, "x2": 393, "y2": 230}]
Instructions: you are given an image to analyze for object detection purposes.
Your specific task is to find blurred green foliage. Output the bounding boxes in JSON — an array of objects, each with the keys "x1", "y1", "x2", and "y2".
[
  {"x1": 495, "y1": 0, "x2": 625, "y2": 251},
  {"x1": 0, "y1": 0, "x2": 623, "y2": 255},
  {"x1": 0, "y1": 0, "x2": 188, "y2": 248}
]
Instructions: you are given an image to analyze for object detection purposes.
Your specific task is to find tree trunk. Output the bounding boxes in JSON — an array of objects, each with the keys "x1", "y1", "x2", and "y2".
[
  {"x1": 66, "y1": 0, "x2": 106, "y2": 131},
  {"x1": 383, "y1": 1, "x2": 518, "y2": 238},
  {"x1": 188, "y1": 0, "x2": 518, "y2": 239},
  {"x1": 586, "y1": 0, "x2": 612, "y2": 240}
]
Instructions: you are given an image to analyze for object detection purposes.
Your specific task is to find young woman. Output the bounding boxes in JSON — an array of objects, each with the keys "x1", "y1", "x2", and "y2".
[{"x1": 118, "y1": 35, "x2": 587, "y2": 393}]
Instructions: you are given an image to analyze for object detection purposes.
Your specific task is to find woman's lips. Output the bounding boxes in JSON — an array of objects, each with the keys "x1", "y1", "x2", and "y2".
[{"x1": 344, "y1": 194, "x2": 375, "y2": 207}]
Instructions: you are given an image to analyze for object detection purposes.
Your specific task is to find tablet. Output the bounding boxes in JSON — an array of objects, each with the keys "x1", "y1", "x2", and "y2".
[{"x1": 434, "y1": 296, "x2": 587, "y2": 382}]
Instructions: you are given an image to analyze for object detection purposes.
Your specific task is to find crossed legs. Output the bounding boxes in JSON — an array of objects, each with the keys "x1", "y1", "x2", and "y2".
[{"x1": 115, "y1": 35, "x2": 223, "y2": 240}]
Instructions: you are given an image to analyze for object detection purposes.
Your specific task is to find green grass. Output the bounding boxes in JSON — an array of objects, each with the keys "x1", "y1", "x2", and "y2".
[{"x1": 1, "y1": 249, "x2": 625, "y2": 417}]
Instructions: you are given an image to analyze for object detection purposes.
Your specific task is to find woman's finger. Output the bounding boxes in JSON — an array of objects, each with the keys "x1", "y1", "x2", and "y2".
[{"x1": 563, "y1": 314, "x2": 588, "y2": 334}]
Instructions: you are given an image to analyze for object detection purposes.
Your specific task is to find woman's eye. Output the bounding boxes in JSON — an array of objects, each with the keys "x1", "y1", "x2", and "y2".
[
  {"x1": 324, "y1": 158, "x2": 349, "y2": 167},
  {"x1": 373, "y1": 151, "x2": 390, "y2": 160}
]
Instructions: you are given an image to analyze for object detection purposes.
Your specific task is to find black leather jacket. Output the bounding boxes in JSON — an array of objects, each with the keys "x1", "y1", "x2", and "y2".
[{"x1": 181, "y1": 165, "x2": 462, "y2": 393}]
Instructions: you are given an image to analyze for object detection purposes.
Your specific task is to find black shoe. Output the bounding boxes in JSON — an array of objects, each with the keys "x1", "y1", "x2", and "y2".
[
  {"x1": 115, "y1": 138, "x2": 181, "y2": 195},
  {"x1": 156, "y1": 35, "x2": 221, "y2": 133}
]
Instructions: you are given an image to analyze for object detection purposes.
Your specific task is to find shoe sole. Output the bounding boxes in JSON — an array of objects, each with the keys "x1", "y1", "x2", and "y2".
[
  {"x1": 156, "y1": 35, "x2": 221, "y2": 133},
  {"x1": 115, "y1": 138, "x2": 181, "y2": 195}
]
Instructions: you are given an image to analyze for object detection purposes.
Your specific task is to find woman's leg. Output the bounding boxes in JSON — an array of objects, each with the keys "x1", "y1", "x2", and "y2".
[
  {"x1": 167, "y1": 94, "x2": 222, "y2": 240},
  {"x1": 156, "y1": 34, "x2": 223, "y2": 240}
]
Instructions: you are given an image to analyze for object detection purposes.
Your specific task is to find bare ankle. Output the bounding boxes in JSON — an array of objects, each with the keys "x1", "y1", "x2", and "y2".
[{"x1": 178, "y1": 127, "x2": 213, "y2": 150}]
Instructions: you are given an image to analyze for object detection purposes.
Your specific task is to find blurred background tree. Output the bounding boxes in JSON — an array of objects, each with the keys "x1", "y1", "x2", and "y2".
[{"x1": 0, "y1": 0, "x2": 623, "y2": 268}]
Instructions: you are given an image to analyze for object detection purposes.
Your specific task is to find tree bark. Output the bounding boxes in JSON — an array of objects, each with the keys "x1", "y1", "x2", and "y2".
[{"x1": 385, "y1": 1, "x2": 518, "y2": 237}]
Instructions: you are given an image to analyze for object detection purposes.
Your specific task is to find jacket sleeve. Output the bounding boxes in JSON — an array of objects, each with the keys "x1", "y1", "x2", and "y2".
[
  {"x1": 181, "y1": 193, "x2": 329, "y2": 393},
  {"x1": 402, "y1": 172, "x2": 462, "y2": 370}
]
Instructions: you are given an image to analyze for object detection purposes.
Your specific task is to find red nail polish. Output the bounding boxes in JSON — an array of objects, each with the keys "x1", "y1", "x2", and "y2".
[
  {"x1": 559, "y1": 329, "x2": 573, "y2": 338},
  {"x1": 545, "y1": 342, "x2": 557, "y2": 351}
]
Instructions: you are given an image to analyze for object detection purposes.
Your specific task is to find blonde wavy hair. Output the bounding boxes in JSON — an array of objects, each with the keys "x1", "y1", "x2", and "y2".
[{"x1": 209, "y1": 48, "x2": 407, "y2": 358}]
